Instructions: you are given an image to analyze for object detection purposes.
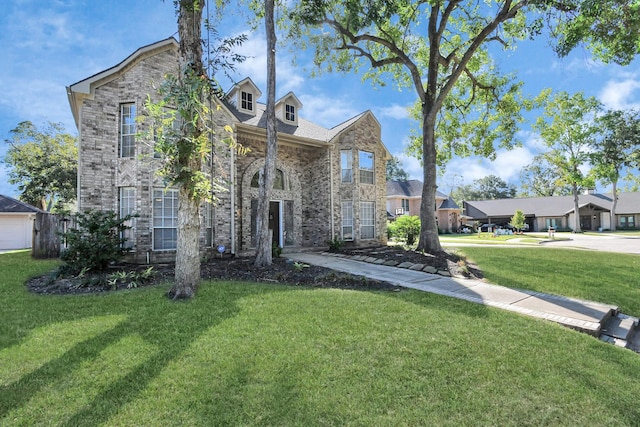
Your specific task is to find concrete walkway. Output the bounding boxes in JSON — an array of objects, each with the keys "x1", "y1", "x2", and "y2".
[{"x1": 286, "y1": 252, "x2": 620, "y2": 337}]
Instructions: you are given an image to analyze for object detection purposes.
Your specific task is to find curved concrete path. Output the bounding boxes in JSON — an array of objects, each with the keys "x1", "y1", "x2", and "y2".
[{"x1": 287, "y1": 252, "x2": 619, "y2": 337}]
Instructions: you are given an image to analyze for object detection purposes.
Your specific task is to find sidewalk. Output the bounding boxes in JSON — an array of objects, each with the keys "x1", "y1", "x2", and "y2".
[{"x1": 286, "y1": 252, "x2": 619, "y2": 337}]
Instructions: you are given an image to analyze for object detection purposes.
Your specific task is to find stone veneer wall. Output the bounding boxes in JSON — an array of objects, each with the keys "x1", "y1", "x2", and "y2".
[
  {"x1": 331, "y1": 114, "x2": 388, "y2": 246},
  {"x1": 234, "y1": 135, "x2": 329, "y2": 251},
  {"x1": 77, "y1": 46, "x2": 235, "y2": 262}
]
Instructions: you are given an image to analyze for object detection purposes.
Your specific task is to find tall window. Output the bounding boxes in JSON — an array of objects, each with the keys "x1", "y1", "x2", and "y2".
[
  {"x1": 341, "y1": 201, "x2": 353, "y2": 241},
  {"x1": 153, "y1": 189, "x2": 178, "y2": 250},
  {"x1": 241, "y1": 91, "x2": 253, "y2": 111},
  {"x1": 360, "y1": 201, "x2": 375, "y2": 239},
  {"x1": 285, "y1": 104, "x2": 295, "y2": 122},
  {"x1": 401, "y1": 199, "x2": 410, "y2": 214},
  {"x1": 341, "y1": 150, "x2": 352, "y2": 183},
  {"x1": 359, "y1": 151, "x2": 374, "y2": 184},
  {"x1": 545, "y1": 218, "x2": 560, "y2": 229},
  {"x1": 119, "y1": 187, "x2": 135, "y2": 249},
  {"x1": 120, "y1": 103, "x2": 136, "y2": 158}
]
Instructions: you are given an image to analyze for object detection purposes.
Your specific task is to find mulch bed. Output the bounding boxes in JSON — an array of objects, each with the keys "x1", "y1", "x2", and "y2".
[{"x1": 26, "y1": 246, "x2": 482, "y2": 296}]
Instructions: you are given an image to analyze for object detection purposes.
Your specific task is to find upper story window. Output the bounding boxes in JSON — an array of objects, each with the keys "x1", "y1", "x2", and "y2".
[
  {"x1": 341, "y1": 150, "x2": 352, "y2": 183},
  {"x1": 241, "y1": 91, "x2": 253, "y2": 112},
  {"x1": 285, "y1": 104, "x2": 295, "y2": 122},
  {"x1": 359, "y1": 151, "x2": 374, "y2": 184},
  {"x1": 120, "y1": 103, "x2": 136, "y2": 158},
  {"x1": 251, "y1": 168, "x2": 285, "y2": 190}
]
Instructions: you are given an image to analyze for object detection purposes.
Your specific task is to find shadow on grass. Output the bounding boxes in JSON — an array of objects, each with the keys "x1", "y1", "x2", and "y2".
[{"x1": 0, "y1": 252, "x2": 295, "y2": 425}]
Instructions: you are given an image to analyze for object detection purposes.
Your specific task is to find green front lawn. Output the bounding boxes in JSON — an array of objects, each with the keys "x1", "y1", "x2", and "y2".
[
  {"x1": 459, "y1": 247, "x2": 640, "y2": 315},
  {"x1": 2, "y1": 251, "x2": 640, "y2": 425}
]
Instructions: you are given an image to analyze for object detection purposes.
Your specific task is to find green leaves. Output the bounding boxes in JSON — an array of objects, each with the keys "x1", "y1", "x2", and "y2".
[{"x1": 3, "y1": 121, "x2": 77, "y2": 211}]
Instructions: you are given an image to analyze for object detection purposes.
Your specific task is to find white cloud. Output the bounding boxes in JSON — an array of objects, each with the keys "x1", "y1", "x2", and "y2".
[
  {"x1": 299, "y1": 94, "x2": 360, "y2": 128},
  {"x1": 231, "y1": 35, "x2": 305, "y2": 96},
  {"x1": 442, "y1": 146, "x2": 535, "y2": 186},
  {"x1": 598, "y1": 77, "x2": 640, "y2": 110},
  {"x1": 377, "y1": 104, "x2": 411, "y2": 120},
  {"x1": 517, "y1": 130, "x2": 546, "y2": 151},
  {"x1": 395, "y1": 151, "x2": 422, "y2": 181}
]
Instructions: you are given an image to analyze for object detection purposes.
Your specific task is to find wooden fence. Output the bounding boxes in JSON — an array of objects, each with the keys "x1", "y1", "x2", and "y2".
[{"x1": 32, "y1": 213, "x2": 74, "y2": 259}]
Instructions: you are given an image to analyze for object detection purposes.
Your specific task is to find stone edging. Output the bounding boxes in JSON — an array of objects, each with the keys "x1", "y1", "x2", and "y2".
[{"x1": 323, "y1": 252, "x2": 452, "y2": 277}]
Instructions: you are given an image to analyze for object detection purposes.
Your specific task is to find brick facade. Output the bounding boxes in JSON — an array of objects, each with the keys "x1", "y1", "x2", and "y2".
[{"x1": 68, "y1": 38, "x2": 389, "y2": 262}]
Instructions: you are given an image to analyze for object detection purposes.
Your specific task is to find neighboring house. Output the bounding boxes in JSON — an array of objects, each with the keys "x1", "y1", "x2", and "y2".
[
  {"x1": 463, "y1": 192, "x2": 640, "y2": 231},
  {"x1": 0, "y1": 194, "x2": 42, "y2": 250},
  {"x1": 386, "y1": 179, "x2": 463, "y2": 232},
  {"x1": 66, "y1": 37, "x2": 390, "y2": 263}
]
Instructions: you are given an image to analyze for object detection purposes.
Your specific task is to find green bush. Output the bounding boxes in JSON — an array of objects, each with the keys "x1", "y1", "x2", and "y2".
[
  {"x1": 390, "y1": 216, "x2": 421, "y2": 245},
  {"x1": 60, "y1": 210, "x2": 135, "y2": 274},
  {"x1": 327, "y1": 237, "x2": 345, "y2": 252},
  {"x1": 272, "y1": 243, "x2": 282, "y2": 258}
]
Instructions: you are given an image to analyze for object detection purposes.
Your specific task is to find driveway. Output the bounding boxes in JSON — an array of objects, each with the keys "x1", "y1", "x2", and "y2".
[{"x1": 540, "y1": 233, "x2": 640, "y2": 255}]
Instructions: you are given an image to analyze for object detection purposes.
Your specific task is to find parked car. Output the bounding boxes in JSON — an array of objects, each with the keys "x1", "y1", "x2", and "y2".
[{"x1": 480, "y1": 223, "x2": 497, "y2": 232}]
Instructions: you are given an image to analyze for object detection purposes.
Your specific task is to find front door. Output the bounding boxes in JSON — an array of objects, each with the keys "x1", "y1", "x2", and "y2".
[
  {"x1": 580, "y1": 215, "x2": 592, "y2": 231},
  {"x1": 269, "y1": 201, "x2": 281, "y2": 248}
]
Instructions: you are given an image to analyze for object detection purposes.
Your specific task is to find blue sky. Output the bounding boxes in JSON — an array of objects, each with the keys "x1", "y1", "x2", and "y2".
[{"x1": 1, "y1": 0, "x2": 639, "y2": 199}]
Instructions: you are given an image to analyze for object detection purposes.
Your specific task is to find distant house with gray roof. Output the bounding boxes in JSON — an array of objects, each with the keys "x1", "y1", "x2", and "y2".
[
  {"x1": 0, "y1": 194, "x2": 43, "y2": 250},
  {"x1": 463, "y1": 192, "x2": 640, "y2": 231},
  {"x1": 386, "y1": 179, "x2": 464, "y2": 232},
  {"x1": 66, "y1": 38, "x2": 391, "y2": 262}
]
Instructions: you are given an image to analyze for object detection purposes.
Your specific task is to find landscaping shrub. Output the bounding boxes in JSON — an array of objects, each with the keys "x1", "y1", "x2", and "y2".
[
  {"x1": 327, "y1": 237, "x2": 345, "y2": 252},
  {"x1": 60, "y1": 210, "x2": 135, "y2": 274},
  {"x1": 389, "y1": 216, "x2": 421, "y2": 245}
]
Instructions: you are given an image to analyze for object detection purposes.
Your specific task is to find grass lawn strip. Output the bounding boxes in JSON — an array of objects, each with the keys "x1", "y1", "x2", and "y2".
[
  {"x1": 2, "y1": 251, "x2": 640, "y2": 425},
  {"x1": 459, "y1": 247, "x2": 640, "y2": 316}
]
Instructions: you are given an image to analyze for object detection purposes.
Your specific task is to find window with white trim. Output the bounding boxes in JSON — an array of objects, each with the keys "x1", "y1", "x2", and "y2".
[
  {"x1": 341, "y1": 201, "x2": 353, "y2": 241},
  {"x1": 241, "y1": 91, "x2": 253, "y2": 112},
  {"x1": 120, "y1": 103, "x2": 136, "y2": 158},
  {"x1": 359, "y1": 151, "x2": 374, "y2": 184},
  {"x1": 341, "y1": 150, "x2": 352, "y2": 183},
  {"x1": 401, "y1": 199, "x2": 409, "y2": 215},
  {"x1": 360, "y1": 201, "x2": 375, "y2": 239},
  {"x1": 285, "y1": 104, "x2": 295, "y2": 122},
  {"x1": 119, "y1": 187, "x2": 135, "y2": 249},
  {"x1": 153, "y1": 189, "x2": 178, "y2": 250}
]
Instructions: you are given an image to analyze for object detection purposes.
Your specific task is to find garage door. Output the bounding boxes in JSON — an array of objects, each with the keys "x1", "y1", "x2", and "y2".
[{"x1": 0, "y1": 215, "x2": 33, "y2": 250}]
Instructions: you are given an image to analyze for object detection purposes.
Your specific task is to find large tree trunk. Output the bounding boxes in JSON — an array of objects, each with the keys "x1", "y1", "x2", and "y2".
[
  {"x1": 170, "y1": 0, "x2": 205, "y2": 299},
  {"x1": 572, "y1": 182, "x2": 581, "y2": 233},
  {"x1": 174, "y1": 186, "x2": 201, "y2": 298},
  {"x1": 254, "y1": 0, "x2": 278, "y2": 267},
  {"x1": 416, "y1": 107, "x2": 443, "y2": 253},
  {"x1": 610, "y1": 180, "x2": 618, "y2": 231}
]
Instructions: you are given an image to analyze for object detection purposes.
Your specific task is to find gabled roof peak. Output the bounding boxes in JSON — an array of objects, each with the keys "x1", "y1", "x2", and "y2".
[{"x1": 275, "y1": 91, "x2": 303, "y2": 109}]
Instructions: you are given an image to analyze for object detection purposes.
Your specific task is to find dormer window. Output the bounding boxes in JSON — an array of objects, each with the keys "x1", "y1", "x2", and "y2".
[
  {"x1": 285, "y1": 104, "x2": 295, "y2": 122},
  {"x1": 241, "y1": 91, "x2": 253, "y2": 112},
  {"x1": 276, "y1": 91, "x2": 302, "y2": 126}
]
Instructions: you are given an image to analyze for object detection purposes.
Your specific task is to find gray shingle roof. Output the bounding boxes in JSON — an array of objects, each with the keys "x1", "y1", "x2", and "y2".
[
  {"x1": 438, "y1": 197, "x2": 460, "y2": 210},
  {"x1": 0, "y1": 195, "x2": 43, "y2": 213},
  {"x1": 228, "y1": 102, "x2": 331, "y2": 141},
  {"x1": 464, "y1": 192, "x2": 640, "y2": 218},
  {"x1": 386, "y1": 179, "x2": 449, "y2": 200}
]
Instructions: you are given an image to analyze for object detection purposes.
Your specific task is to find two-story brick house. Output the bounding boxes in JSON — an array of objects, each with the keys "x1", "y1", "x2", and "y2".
[{"x1": 66, "y1": 37, "x2": 390, "y2": 262}]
